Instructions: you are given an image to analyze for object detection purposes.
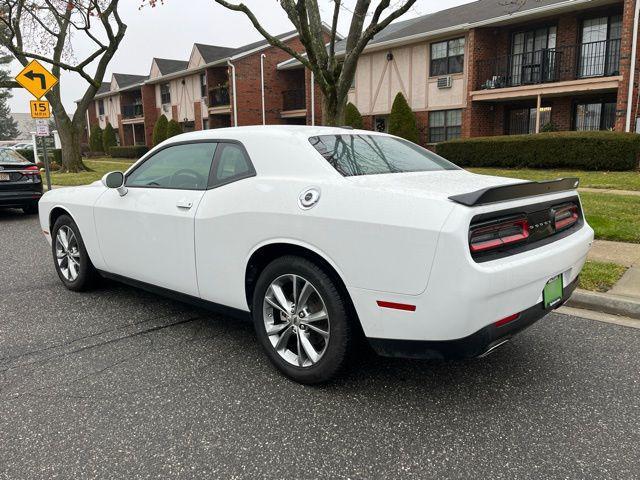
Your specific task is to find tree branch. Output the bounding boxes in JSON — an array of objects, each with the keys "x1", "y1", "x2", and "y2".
[
  {"x1": 328, "y1": 0, "x2": 341, "y2": 61},
  {"x1": 212, "y1": 0, "x2": 312, "y2": 70}
]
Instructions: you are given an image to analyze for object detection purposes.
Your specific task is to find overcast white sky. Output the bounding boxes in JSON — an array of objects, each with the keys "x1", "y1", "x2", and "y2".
[{"x1": 8, "y1": 0, "x2": 473, "y2": 113}]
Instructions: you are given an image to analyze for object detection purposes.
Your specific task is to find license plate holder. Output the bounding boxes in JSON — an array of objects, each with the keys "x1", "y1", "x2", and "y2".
[
  {"x1": 0, "y1": 173, "x2": 10, "y2": 181},
  {"x1": 543, "y1": 275, "x2": 563, "y2": 309}
]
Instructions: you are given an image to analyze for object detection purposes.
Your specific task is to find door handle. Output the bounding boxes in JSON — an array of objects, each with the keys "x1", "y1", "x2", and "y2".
[{"x1": 176, "y1": 199, "x2": 193, "y2": 210}]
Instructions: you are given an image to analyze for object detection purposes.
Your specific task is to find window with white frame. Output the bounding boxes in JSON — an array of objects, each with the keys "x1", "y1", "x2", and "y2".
[
  {"x1": 160, "y1": 83, "x2": 171, "y2": 105},
  {"x1": 430, "y1": 38, "x2": 465, "y2": 76},
  {"x1": 429, "y1": 109, "x2": 462, "y2": 142},
  {"x1": 98, "y1": 99, "x2": 105, "y2": 116}
]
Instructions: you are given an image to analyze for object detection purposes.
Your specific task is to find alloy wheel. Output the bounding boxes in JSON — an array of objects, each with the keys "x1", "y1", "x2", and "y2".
[
  {"x1": 55, "y1": 225, "x2": 81, "y2": 282},
  {"x1": 262, "y1": 274, "x2": 330, "y2": 367}
]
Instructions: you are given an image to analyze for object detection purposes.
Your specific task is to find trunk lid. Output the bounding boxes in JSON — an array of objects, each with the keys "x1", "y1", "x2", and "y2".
[{"x1": 345, "y1": 170, "x2": 524, "y2": 201}]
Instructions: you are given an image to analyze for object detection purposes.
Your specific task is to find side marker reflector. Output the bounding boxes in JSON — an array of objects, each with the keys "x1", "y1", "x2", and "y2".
[
  {"x1": 377, "y1": 301, "x2": 416, "y2": 312},
  {"x1": 494, "y1": 313, "x2": 520, "y2": 327}
]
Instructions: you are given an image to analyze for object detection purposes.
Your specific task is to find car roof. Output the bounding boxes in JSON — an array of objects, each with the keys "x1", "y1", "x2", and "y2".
[{"x1": 163, "y1": 125, "x2": 390, "y2": 144}]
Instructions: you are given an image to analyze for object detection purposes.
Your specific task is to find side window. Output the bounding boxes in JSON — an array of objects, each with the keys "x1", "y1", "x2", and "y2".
[
  {"x1": 210, "y1": 142, "x2": 255, "y2": 187},
  {"x1": 126, "y1": 142, "x2": 217, "y2": 190}
]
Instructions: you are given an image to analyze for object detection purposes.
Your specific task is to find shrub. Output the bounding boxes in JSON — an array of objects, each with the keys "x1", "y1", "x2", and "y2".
[
  {"x1": 436, "y1": 131, "x2": 640, "y2": 171},
  {"x1": 103, "y1": 124, "x2": 118, "y2": 152},
  {"x1": 344, "y1": 102, "x2": 364, "y2": 129},
  {"x1": 108, "y1": 145, "x2": 149, "y2": 159},
  {"x1": 388, "y1": 92, "x2": 420, "y2": 144},
  {"x1": 49, "y1": 161, "x2": 60, "y2": 171},
  {"x1": 166, "y1": 119, "x2": 183, "y2": 139},
  {"x1": 89, "y1": 125, "x2": 104, "y2": 152},
  {"x1": 153, "y1": 115, "x2": 169, "y2": 146},
  {"x1": 16, "y1": 149, "x2": 35, "y2": 162},
  {"x1": 51, "y1": 148, "x2": 62, "y2": 164},
  {"x1": 540, "y1": 122, "x2": 557, "y2": 133}
]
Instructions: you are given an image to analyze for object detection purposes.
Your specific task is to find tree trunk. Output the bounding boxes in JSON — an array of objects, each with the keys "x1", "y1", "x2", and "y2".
[
  {"x1": 322, "y1": 91, "x2": 347, "y2": 126},
  {"x1": 57, "y1": 118, "x2": 87, "y2": 173}
]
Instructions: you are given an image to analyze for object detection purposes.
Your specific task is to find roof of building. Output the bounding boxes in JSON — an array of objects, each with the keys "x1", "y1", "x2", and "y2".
[
  {"x1": 113, "y1": 73, "x2": 149, "y2": 89},
  {"x1": 194, "y1": 43, "x2": 237, "y2": 64},
  {"x1": 96, "y1": 83, "x2": 111, "y2": 95},
  {"x1": 231, "y1": 29, "x2": 298, "y2": 56},
  {"x1": 153, "y1": 58, "x2": 190, "y2": 75},
  {"x1": 370, "y1": 0, "x2": 569, "y2": 44}
]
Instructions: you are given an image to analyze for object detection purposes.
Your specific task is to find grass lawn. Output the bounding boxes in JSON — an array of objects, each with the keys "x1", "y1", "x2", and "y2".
[
  {"x1": 50, "y1": 158, "x2": 134, "y2": 187},
  {"x1": 575, "y1": 192, "x2": 640, "y2": 244},
  {"x1": 468, "y1": 167, "x2": 640, "y2": 192},
  {"x1": 578, "y1": 260, "x2": 628, "y2": 293}
]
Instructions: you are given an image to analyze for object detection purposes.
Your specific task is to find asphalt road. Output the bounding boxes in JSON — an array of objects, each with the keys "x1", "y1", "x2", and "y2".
[{"x1": 1, "y1": 210, "x2": 639, "y2": 480}]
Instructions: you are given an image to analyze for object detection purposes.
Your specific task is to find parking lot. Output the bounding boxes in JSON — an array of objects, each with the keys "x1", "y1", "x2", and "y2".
[{"x1": 1, "y1": 209, "x2": 639, "y2": 479}]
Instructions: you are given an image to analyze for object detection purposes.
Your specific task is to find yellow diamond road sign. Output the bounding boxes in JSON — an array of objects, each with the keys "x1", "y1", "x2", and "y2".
[{"x1": 16, "y1": 60, "x2": 58, "y2": 100}]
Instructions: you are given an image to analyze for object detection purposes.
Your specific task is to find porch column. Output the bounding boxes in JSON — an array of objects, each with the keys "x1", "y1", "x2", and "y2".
[
  {"x1": 535, "y1": 93, "x2": 542, "y2": 134},
  {"x1": 132, "y1": 124, "x2": 136, "y2": 146}
]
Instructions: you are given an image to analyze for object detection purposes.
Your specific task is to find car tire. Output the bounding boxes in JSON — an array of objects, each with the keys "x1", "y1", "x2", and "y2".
[
  {"x1": 51, "y1": 214, "x2": 99, "y2": 292},
  {"x1": 252, "y1": 255, "x2": 353, "y2": 384},
  {"x1": 22, "y1": 202, "x2": 38, "y2": 215}
]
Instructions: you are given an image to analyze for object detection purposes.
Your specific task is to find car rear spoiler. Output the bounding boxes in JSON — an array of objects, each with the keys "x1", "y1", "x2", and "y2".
[{"x1": 448, "y1": 177, "x2": 580, "y2": 207}]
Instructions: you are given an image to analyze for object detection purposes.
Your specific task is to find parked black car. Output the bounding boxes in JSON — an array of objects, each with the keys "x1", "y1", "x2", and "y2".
[{"x1": 0, "y1": 148, "x2": 42, "y2": 214}]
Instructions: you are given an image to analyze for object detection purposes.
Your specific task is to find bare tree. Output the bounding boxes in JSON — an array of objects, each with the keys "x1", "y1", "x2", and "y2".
[
  {"x1": 0, "y1": 0, "x2": 126, "y2": 172},
  {"x1": 143, "y1": 0, "x2": 418, "y2": 125}
]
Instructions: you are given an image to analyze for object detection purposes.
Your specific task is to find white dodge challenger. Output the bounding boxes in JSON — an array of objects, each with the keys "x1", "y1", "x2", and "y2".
[{"x1": 39, "y1": 126, "x2": 593, "y2": 383}]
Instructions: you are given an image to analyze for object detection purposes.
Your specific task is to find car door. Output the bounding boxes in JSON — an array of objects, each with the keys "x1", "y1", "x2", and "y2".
[
  {"x1": 194, "y1": 141, "x2": 257, "y2": 308},
  {"x1": 94, "y1": 141, "x2": 217, "y2": 296}
]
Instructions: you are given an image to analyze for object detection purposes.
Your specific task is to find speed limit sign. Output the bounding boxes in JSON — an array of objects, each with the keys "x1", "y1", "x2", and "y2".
[{"x1": 30, "y1": 100, "x2": 51, "y2": 119}]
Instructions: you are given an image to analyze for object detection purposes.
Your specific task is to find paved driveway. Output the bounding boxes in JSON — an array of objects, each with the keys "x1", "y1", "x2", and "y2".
[{"x1": 1, "y1": 210, "x2": 639, "y2": 479}]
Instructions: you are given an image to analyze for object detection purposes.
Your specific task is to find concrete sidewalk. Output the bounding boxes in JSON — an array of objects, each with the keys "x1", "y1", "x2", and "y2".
[
  {"x1": 588, "y1": 239, "x2": 640, "y2": 300},
  {"x1": 569, "y1": 240, "x2": 640, "y2": 319}
]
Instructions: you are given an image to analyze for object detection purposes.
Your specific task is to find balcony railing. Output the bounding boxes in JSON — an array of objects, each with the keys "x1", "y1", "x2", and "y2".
[
  {"x1": 476, "y1": 39, "x2": 621, "y2": 90},
  {"x1": 282, "y1": 88, "x2": 306, "y2": 111},
  {"x1": 209, "y1": 86, "x2": 230, "y2": 107},
  {"x1": 121, "y1": 104, "x2": 144, "y2": 119}
]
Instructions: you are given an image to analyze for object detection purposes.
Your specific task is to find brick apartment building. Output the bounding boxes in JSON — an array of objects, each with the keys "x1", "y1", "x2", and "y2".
[
  {"x1": 88, "y1": 0, "x2": 640, "y2": 147},
  {"x1": 87, "y1": 30, "x2": 325, "y2": 148}
]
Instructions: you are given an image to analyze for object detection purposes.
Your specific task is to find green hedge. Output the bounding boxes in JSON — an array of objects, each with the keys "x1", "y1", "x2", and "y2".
[
  {"x1": 436, "y1": 131, "x2": 640, "y2": 171},
  {"x1": 51, "y1": 148, "x2": 62, "y2": 164},
  {"x1": 344, "y1": 102, "x2": 364, "y2": 129},
  {"x1": 16, "y1": 149, "x2": 35, "y2": 162},
  {"x1": 108, "y1": 145, "x2": 149, "y2": 159}
]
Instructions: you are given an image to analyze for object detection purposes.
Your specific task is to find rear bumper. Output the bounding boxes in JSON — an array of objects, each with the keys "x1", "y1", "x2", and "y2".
[
  {"x1": 0, "y1": 189, "x2": 43, "y2": 207},
  {"x1": 368, "y1": 275, "x2": 578, "y2": 359}
]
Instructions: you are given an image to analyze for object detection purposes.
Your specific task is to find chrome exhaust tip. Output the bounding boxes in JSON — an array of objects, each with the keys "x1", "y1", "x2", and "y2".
[{"x1": 477, "y1": 338, "x2": 511, "y2": 358}]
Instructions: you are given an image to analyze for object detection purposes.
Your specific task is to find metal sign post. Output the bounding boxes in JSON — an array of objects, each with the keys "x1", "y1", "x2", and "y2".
[
  {"x1": 40, "y1": 136, "x2": 52, "y2": 191},
  {"x1": 36, "y1": 120, "x2": 52, "y2": 191}
]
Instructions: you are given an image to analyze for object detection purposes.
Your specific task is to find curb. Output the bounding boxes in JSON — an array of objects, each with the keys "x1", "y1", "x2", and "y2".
[{"x1": 566, "y1": 289, "x2": 640, "y2": 320}]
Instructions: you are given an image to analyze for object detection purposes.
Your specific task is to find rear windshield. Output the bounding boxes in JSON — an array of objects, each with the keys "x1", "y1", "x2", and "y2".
[
  {"x1": 0, "y1": 148, "x2": 29, "y2": 163},
  {"x1": 308, "y1": 134, "x2": 458, "y2": 177}
]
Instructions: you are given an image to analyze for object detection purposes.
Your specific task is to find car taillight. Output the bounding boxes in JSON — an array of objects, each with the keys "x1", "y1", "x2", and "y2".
[
  {"x1": 553, "y1": 203, "x2": 579, "y2": 231},
  {"x1": 469, "y1": 216, "x2": 529, "y2": 253},
  {"x1": 20, "y1": 166, "x2": 40, "y2": 175}
]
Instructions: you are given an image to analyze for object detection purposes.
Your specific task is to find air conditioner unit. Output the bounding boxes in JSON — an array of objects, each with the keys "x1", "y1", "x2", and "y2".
[
  {"x1": 437, "y1": 76, "x2": 452, "y2": 89},
  {"x1": 162, "y1": 104, "x2": 171, "y2": 113}
]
